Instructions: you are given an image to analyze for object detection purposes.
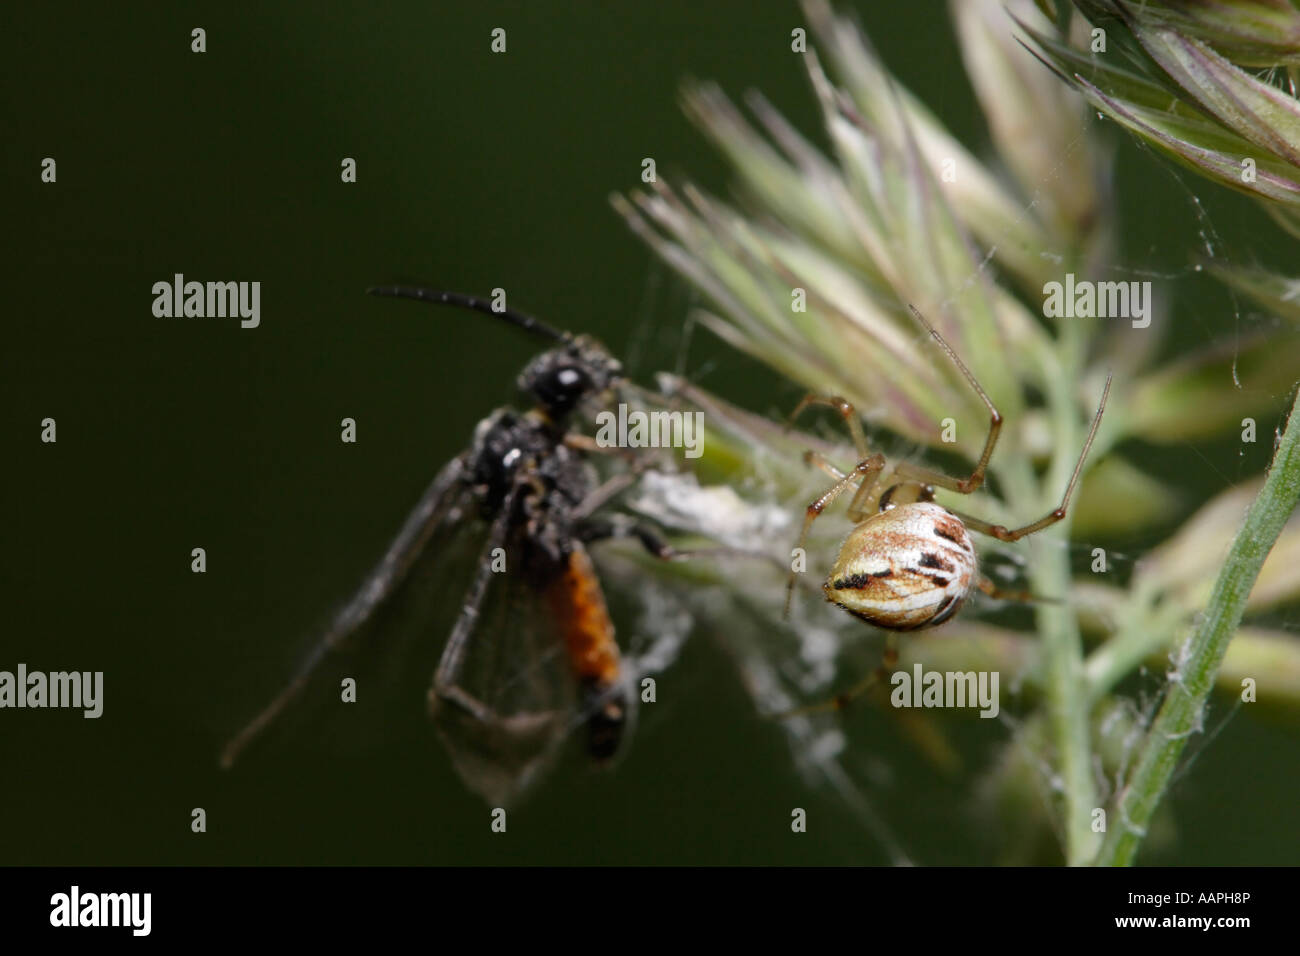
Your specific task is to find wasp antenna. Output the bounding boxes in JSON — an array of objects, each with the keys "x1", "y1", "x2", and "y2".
[{"x1": 367, "y1": 286, "x2": 570, "y2": 343}]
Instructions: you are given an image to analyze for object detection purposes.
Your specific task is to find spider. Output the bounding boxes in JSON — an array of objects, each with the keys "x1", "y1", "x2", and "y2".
[{"x1": 782, "y1": 305, "x2": 1110, "y2": 710}]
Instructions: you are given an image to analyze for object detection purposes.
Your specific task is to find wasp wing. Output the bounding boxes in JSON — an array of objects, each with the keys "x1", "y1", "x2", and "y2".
[
  {"x1": 223, "y1": 452, "x2": 605, "y2": 807},
  {"x1": 221, "y1": 452, "x2": 478, "y2": 768},
  {"x1": 427, "y1": 482, "x2": 586, "y2": 807}
]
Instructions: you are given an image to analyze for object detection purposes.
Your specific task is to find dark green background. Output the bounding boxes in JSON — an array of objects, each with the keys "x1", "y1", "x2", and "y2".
[{"x1": 4, "y1": 1, "x2": 1297, "y2": 864}]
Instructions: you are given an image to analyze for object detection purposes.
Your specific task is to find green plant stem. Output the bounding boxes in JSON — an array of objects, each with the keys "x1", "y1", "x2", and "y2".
[
  {"x1": 1096, "y1": 386, "x2": 1300, "y2": 866},
  {"x1": 1031, "y1": 534, "x2": 1100, "y2": 865},
  {"x1": 1026, "y1": 323, "x2": 1101, "y2": 865}
]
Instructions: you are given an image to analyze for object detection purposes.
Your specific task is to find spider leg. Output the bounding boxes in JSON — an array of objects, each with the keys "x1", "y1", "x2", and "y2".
[
  {"x1": 772, "y1": 634, "x2": 900, "y2": 718},
  {"x1": 952, "y1": 507, "x2": 1061, "y2": 543},
  {"x1": 976, "y1": 576, "x2": 1064, "y2": 605},
  {"x1": 784, "y1": 453, "x2": 886, "y2": 619},
  {"x1": 804, "y1": 441, "x2": 887, "y2": 523},
  {"x1": 976, "y1": 576, "x2": 1034, "y2": 604},
  {"x1": 942, "y1": 373, "x2": 1111, "y2": 543},
  {"x1": 803, "y1": 449, "x2": 846, "y2": 481},
  {"x1": 845, "y1": 457, "x2": 888, "y2": 523},
  {"x1": 787, "y1": 393, "x2": 870, "y2": 459},
  {"x1": 890, "y1": 305, "x2": 1003, "y2": 495}
]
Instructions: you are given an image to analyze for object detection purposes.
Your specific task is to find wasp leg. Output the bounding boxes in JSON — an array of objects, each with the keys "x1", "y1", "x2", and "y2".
[
  {"x1": 429, "y1": 487, "x2": 520, "y2": 713},
  {"x1": 578, "y1": 514, "x2": 799, "y2": 585},
  {"x1": 572, "y1": 472, "x2": 641, "y2": 521},
  {"x1": 563, "y1": 432, "x2": 640, "y2": 466},
  {"x1": 578, "y1": 514, "x2": 677, "y2": 558}
]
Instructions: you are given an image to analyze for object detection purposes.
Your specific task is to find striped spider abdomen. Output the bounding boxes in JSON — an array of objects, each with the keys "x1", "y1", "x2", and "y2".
[{"x1": 824, "y1": 501, "x2": 977, "y2": 631}]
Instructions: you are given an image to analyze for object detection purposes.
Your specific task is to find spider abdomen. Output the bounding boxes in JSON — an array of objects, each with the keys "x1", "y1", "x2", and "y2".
[{"x1": 823, "y1": 501, "x2": 977, "y2": 631}]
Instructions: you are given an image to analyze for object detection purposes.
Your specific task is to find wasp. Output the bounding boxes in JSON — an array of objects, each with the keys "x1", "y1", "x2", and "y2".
[{"x1": 221, "y1": 288, "x2": 681, "y2": 804}]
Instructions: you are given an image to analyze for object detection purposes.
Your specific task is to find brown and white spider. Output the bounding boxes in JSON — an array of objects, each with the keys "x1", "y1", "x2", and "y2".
[{"x1": 784, "y1": 305, "x2": 1110, "y2": 664}]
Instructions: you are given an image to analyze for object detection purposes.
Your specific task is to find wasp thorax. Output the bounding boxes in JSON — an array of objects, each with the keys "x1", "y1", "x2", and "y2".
[{"x1": 824, "y1": 501, "x2": 977, "y2": 631}]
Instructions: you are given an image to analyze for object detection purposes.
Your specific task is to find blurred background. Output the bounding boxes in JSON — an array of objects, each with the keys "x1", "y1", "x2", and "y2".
[{"x1": 3, "y1": 0, "x2": 1297, "y2": 864}]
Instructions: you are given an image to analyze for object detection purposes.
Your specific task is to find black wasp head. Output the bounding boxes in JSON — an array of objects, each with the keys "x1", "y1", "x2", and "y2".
[{"x1": 519, "y1": 335, "x2": 622, "y2": 422}]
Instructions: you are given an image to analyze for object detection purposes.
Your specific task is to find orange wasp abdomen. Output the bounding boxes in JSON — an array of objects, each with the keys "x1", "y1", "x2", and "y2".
[{"x1": 545, "y1": 542, "x2": 626, "y2": 760}]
